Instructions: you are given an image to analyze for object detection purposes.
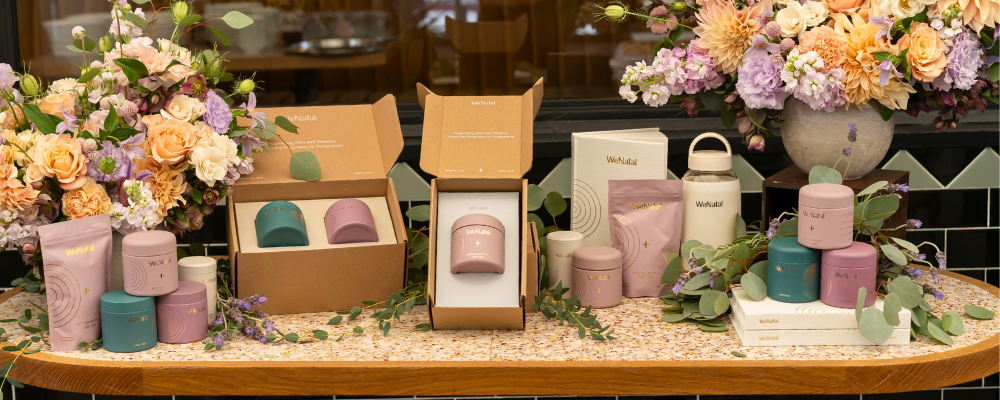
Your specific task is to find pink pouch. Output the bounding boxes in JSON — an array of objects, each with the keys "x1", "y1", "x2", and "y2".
[
  {"x1": 608, "y1": 180, "x2": 683, "y2": 297},
  {"x1": 38, "y1": 214, "x2": 111, "y2": 351}
]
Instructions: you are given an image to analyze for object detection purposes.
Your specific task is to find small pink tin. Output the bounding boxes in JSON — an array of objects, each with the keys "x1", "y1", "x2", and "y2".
[
  {"x1": 450, "y1": 214, "x2": 505, "y2": 274},
  {"x1": 324, "y1": 198, "x2": 379, "y2": 244},
  {"x1": 798, "y1": 183, "x2": 855, "y2": 250},
  {"x1": 821, "y1": 242, "x2": 877, "y2": 309},
  {"x1": 155, "y1": 281, "x2": 208, "y2": 344},
  {"x1": 572, "y1": 246, "x2": 623, "y2": 309},
  {"x1": 122, "y1": 230, "x2": 178, "y2": 297}
]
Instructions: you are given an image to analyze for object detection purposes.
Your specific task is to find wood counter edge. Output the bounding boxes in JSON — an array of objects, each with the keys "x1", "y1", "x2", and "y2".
[{"x1": 0, "y1": 271, "x2": 995, "y2": 396}]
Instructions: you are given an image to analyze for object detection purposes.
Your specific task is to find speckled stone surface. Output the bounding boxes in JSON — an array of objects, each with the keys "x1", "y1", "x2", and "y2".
[{"x1": 1, "y1": 274, "x2": 996, "y2": 362}]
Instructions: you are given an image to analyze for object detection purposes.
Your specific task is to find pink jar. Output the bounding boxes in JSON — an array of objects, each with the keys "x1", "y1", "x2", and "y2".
[
  {"x1": 122, "y1": 230, "x2": 178, "y2": 297},
  {"x1": 571, "y1": 247, "x2": 622, "y2": 309},
  {"x1": 450, "y1": 214, "x2": 505, "y2": 274},
  {"x1": 798, "y1": 183, "x2": 854, "y2": 250},
  {"x1": 324, "y1": 198, "x2": 379, "y2": 244},
  {"x1": 155, "y1": 281, "x2": 209, "y2": 344},
  {"x1": 820, "y1": 242, "x2": 877, "y2": 309}
]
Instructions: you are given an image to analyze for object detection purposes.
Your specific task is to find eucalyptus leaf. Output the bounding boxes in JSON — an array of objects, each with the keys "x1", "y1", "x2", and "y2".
[
  {"x1": 881, "y1": 245, "x2": 908, "y2": 266},
  {"x1": 681, "y1": 240, "x2": 703, "y2": 259},
  {"x1": 863, "y1": 195, "x2": 899, "y2": 224},
  {"x1": 891, "y1": 238, "x2": 920, "y2": 253},
  {"x1": 775, "y1": 217, "x2": 798, "y2": 237},
  {"x1": 857, "y1": 307, "x2": 894, "y2": 344},
  {"x1": 699, "y1": 290, "x2": 729, "y2": 317},
  {"x1": 942, "y1": 311, "x2": 964, "y2": 335},
  {"x1": 883, "y1": 293, "x2": 901, "y2": 326},
  {"x1": 857, "y1": 181, "x2": 889, "y2": 196},
  {"x1": 176, "y1": 14, "x2": 202, "y2": 27},
  {"x1": 289, "y1": 151, "x2": 321, "y2": 181},
  {"x1": 661, "y1": 314, "x2": 687, "y2": 323},
  {"x1": 543, "y1": 191, "x2": 567, "y2": 216},
  {"x1": 527, "y1": 213, "x2": 545, "y2": 240},
  {"x1": 274, "y1": 116, "x2": 299, "y2": 134},
  {"x1": 222, "y1": 11, "x2": 254, "y2": 29},
  {"x1": 684, "y1": 272, "x2": 712, "y2": 290},
  {"x1": 748, "y1": 260, "x2": 768, "y2": 281},
  {"x1": 964, "y1": 304, "x2": 996, "y2": 320},
  {"x1": 405, "y1": 205, "x2": 431, "y2": 222},
  {"x1": 809, "y1": 165, "x2": 843, "y2": 185},
  {"x1": 209, "y1": 26, "x2": 231, "y2": 46},
  {"x1": 661, "y1": 256, "x2": 683, "y2": 285},
  {"x1": 912, "y1": 306, "x2": 926, "y2": 327},
  {"x1": 887, "y1": 276, "x2": 923, "y2": 309},
  {"x1": 925, "y1": 321, "x2": 953, "y2": 344},
  {"x1": 124, "y1": 12, "x2": 149, "y2": 30},
  {"x1": 732, "y1": 351, "x2": 746, "y2": 357},
  {"x1": 283, "y1": 333, "x2": 299, "y2": 342},
  {"x1": 527, "y1": 184, "x2": 545, "y2": 211},
  {"x1": 698, "y1": 324, "x2": 729, "y2": 332},
  {"x1": 741, "y1": 272, "x2": 766, "y2": 301},
  {"x1": 312, "y1": 330, "x2": 329, "y2": 340},
  {"x1": 855, "y1": 287, "x2": 866, "y2": 321},
  {"x1": 735, "y1": 214, "x2": 747, "y2": 238}
]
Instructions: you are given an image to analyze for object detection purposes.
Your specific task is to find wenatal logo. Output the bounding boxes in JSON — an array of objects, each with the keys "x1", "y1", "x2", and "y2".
[
  {"x1": 65, "y1": 244, "x2": 95, "y2": 256},
  {"x1": 284, "y1": 115, "x2": 317, "y2": 122},
  {"x1": 606, "y1": 156, "x2": 637, "y2": 166},
  {"x1": 127, "y1": 315, "x2": 150, "y2": 323},
  {"x1": 148, "y1": 257, "x2": 172, "y2": 267},
  {"x1": 759, "y1": 318, "x2": 779, "y2": 324},
  {"x1": 470, "y1": 100, "x2": 495, "y2": 105},
  {"x1": 631, "y1": 202, "x2": 662, "y2": 210},
  {"x1": 466, "y1": 229, "x2": 491, "y2": 235},
  {"x1": 758, "y1": 336, "x2": 779, "y2": 341},
  {"x1": 696, "y1": 201, "x2": 724, "y2": 207},
  {"x1": 835, "y1": 272, "x2": 859, "y2": 279}
]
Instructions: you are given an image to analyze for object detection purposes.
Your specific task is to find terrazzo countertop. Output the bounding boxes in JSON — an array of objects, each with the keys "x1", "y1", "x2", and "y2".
[{"x1": 1, "y1": 274, "x2": 996, "y2": 363}]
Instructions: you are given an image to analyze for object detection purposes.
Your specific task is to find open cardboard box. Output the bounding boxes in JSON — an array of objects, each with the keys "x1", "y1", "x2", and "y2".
[
  {"x1": 226, "y1": 96, "x2": 407, "y2": 315},
  {"x1": 417, "y1": 79, "x2": 543, "y2": 329}
]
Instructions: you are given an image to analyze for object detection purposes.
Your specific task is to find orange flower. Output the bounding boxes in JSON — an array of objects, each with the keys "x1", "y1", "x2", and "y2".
[
  {"x1": 37, "y1": 91, "x2": 78, "y2": 116},
  {"x1": 145, "y1": 163, "x2": 187, "y2": 220},
  {"x1": 822, "y1": 0, "x2": 868, "y2": 13},
  {"x1": 30, "y1": 134, "x2": 89, "y2": 190},
  {"x1": 799, "y1": 26, "x2": 849, "y2": 70},
  {"x1": 146, "y1": 118, "x2": 197, "y2": 165},
  {"x1": 694, "y1": 0, "x2": 772, "y2": 74},
  {"x1": 0, "y1": 163, "x2": 39, "y2": 212},
  {"x1": 61, "y1": 177, "x2": 112, "y2": 220},
  {"x1": 832, "y1": 13, "x2": 916, "y2": 109},
  {"x1": 899, "y1": 22, "x2": 947, "y2": 82},
  {"x1": 937, "y1": 0, "x2": 999, "y2": 33}
]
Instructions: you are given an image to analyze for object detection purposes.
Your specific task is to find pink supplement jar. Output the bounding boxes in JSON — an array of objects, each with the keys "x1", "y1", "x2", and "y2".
[
  {"x1": 122, "y1": 230, "x2": 178, "y2": 297},
  {"x1": 155, "y1": 281, "x2": 209, "y2": 344},
  {"x1": 450, "y1": 214, "x2": 506, "y2": 274},
  {"x1": 820, "y1": 242, "x2": 877, "y2": 308},
  {"x1": 325, "y1": 198, "x2": 379, "y2": 244},
  {"x1": 798, "y1": 183, "x2": 854, "y2": 250},
  {"x1": 571, "y1": 247, "x2": 623, "y2": 309}
]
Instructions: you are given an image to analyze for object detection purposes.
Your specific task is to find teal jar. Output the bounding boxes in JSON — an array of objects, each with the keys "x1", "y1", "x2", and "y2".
[
  {"x1": 255, "y1": 200, "x2": 309, "y2": 247},
  {"x1": 767, "y1": 237, "x2": 821, "y2": 303},
  {"x1": 100, "y1": 290, "x2": 157, "y2": 353}
]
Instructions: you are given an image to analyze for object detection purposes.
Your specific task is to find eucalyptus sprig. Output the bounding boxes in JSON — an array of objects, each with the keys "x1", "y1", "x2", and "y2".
[{"x1": 533, "y1": 282, "x2": 616, "y2": 341}]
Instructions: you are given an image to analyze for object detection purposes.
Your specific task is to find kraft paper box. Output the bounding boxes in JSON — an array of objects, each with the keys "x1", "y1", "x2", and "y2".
[
  {"x1": 226, "y1": 96, "x2": 407, "y2": 315},
  {"x1": 417, "y1": 79, "x2": 543, "y2": 330}
]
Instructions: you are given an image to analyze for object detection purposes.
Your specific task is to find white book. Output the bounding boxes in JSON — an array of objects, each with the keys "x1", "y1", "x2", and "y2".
[
  {"x1": 732, "y1": 309, "x2": 911, "y2": 346},
  {"x1": 730, "y1": 287, "x2": 911, "y2": 331},
  {"x1": 570, "y1": 128, "x2": 669, "y2": 247}
]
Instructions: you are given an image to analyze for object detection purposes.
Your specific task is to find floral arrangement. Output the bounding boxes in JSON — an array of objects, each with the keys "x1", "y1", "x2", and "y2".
[
  {"x1": 596, "y1": 0, "x2": 998, "y2": 149},
  {"x1": 0, "y1": 0, "x2": 316, "y2": 290}
]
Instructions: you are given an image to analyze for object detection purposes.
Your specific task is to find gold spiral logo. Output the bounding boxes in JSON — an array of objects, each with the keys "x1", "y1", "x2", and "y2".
[
  {"x1": 793, "y1": 303, "x2": 851, "y2": 314},
  {"x1": 161, "y1": 306, "x2": 186, "y2": 342},
  {"x1": 572, "y1": 179, "x2": 601, "y2": 238},
  {"x1": 572, "y1": 271, "x2": 588, "y2": 302},
  {"x1": 451, "y1": 232, "x2": 464, "y2": 264},
  {"x1": 609, "y1": 214, "x2": 640, "y2": 271},
  {"x1": 127, "y1": 258, "x2": 147, "y2": 292},
  {"x1": 44, "y1": 265, "x2": 81, "y2": 329}
]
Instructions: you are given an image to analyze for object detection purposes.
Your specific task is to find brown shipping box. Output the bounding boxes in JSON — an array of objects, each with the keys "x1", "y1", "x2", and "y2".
[
  {"x1": 417, "y1": 79, "x2": 543, "y2": 329},
  {"x1": 226, "y1": 96, "x2": 407, "y2": 315}
]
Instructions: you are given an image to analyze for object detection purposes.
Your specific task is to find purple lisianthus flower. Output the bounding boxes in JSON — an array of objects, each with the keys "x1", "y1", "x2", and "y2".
[
  {"x1": 870, "y1": 60, "x2": 904, "y2": 87},
  {"x1": 239, "y1": 134, "x2": 263, "y2": 156},
  {"x1": 745, "y1": 34, "x2": 780, "y2": 61},
  {"x1": 933, "y1": 29, "x2": 985, "y2": 91},
  {"x1": 203, "y1": 91, "x2": 233, "y2": 134},
  {"x1": 87, "y1": 140, "x2": 132, "y2": 182},
  {"x1": 869, "y1": 14, "x2": 894, "y2": 42},
  {"x1": 239, "y1": 92, "x2": 267, "y2": 129},
  {"x1": 55, "y1": 108, "x2": 78, "y2": 134},
  {"x1": 736, "y1": 57, "x2": 789, "y2": 110},
  {"x1": 0, "y1": 63, "x2": 17, "y2": 92},
  {"x1": 119, "y1": 132, "x2": 146, "y2": 161}
]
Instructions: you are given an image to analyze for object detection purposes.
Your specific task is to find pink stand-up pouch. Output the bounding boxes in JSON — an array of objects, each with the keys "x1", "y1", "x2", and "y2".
[
  {"x1": 608, "y1": 180, "x2": 683, "y2": 298},
  {"x1": 38, "y1": 214, "x2": 112, "y2": 351}
]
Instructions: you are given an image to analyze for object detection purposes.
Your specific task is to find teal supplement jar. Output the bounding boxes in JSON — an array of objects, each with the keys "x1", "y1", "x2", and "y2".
[
  {"x1": 255, "y1": 200, "x2": 309, "y2": 247},
  {"x1": 100, "y1": 290, "x2": 157, "y2": 353},
  {"x1": 766, "y1": 237, "x2": 821, "y2": 303}
]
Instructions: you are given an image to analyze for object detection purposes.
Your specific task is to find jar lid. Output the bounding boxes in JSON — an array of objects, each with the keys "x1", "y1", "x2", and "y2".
[
  {"x1": 823, "y1": 242, "x2": 877, "y2": 268},
  {"x1": 768, "y1": 237, "x2": 820, "y2": 263},
  {"x1": 178, "y1": 256, "x2": 217, "y2": 274},
  {"x1": 155, "y1": 281, "x2": 207, "y2": 305},
  {"x1": 101, "y1": 290, "x2": 154, "y2": 313},
  {"x1": 122, "y1": 230, "x2": 176, "y2": 257},
  {"x1": 800, "y1": 183, "x2": 854, "y2": 209},
  {"x1": 572, "y1": 246, "x2": 622, "y2": 271},
  {"x1": 451, "y1": 214, "x2": 505, "y2": 236},
  {"x1": 688, "y1": 133, "x2": 732, "y2": 172},
  {"x1": 547, "y1": 230, "x2": 583, "y2": 242}
]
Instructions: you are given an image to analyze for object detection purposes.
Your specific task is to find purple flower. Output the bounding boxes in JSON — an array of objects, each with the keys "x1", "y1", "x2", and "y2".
[
  {"x1": 766, "y1": 217, "x2": 781, "y2": 239},
  {"x1": 869, "y1": 14, "x2": 894, "y2": 41},
  {"x1": 886, "y1": 183, "x2": 909, "y2": 194},
  {"x1": 745, "y1": 34, "x2": 780, "y2": 61},
  {"x1": 933, "y1": 29, "x2": 985, "y2": 91},
  {"x1": 870, "y1": 60, "x2": 904, "y2": 87},
  {"x1": 238, "y1": 134, "x2": 263, "y2": 157},
  {"x1": 257, "y1": 295, "x2": 268, "y2": 304},
  {"x1": 906, "y1": 219, "x2": 922, "y2": 229},
  {"x1": 843, "y1": 147, "x2": 851, "y2": 157},
  {"x1": 203, "y1": 189, "x2": 221, "y2": 205},
  {"x1": 847, "y1": 122, "x2": 857, "y2": 142},
  {"x1": 693, "y1": 267, "x2": 703, "y2": 275},
  {"x1": 259, "y1": 337, "x2": 268, "y2": 344},
  {"x1": 687, "y1": 257, "x2": 699, "y2": 270},
  {"x1": 87, "y1": 140, "x2": 132, "y2": 182},
  {"x1": 120, "y1": 132, "x2": 146, "y2": 161},
  {"x1": 708, "y1": 270, "x2": 719, "y2": 288},
  {"x1": 935, "y1": 251, "x2": 946, "y2": 269},
  {"x1": 213, "y1": 335, "x2": 224, "y2": 347},
  {"x1": 922, "y1": 283, "x2": 944, "y2": 300},
  {"x1": 0, "y1": 63, "x2": 17, "y2": 92},
  {"x1": 239, "y1": 92, "x2": 267, "y2": 130},
  {"x1": 736, "y1": 57, "x2": 789, "y2": 110},
  {"x1": 55, "y1": 108, "x2": 78, "y2": 134},
  {"x1": 930, "y1": 267, "x2": 940, "y2": 284},
  {"x1": 203, "y1": 91, "x2": 233, "y2": 134},
  {"x1": 180, "y1": 75, "x2": 209, "y2": 101},
  {"x1": 671, "y1": 282, "x2": 683, "y2": 296}
]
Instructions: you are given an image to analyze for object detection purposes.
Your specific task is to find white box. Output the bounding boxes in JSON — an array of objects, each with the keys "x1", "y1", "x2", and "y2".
[{"x1": 570, "y1": 129, "x2": 669, "y2": 247}]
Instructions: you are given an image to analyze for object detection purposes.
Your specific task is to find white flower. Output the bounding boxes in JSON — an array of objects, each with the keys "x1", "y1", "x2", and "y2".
[
  {"x1": 160, "y1": 94, "x2": 205, "y2": 122},
  {"x1": 775, "y1": 2, "x2": 808, "y2": 37},
  {"x1": 71, "y1": 26, "x2": 86, "y2": 39},
  {"x1": 196, "y1": 131, "x2": 240, "y2": 167},
  {"x1": 189, "y1": 146, "x2": 229, "y2": 186},
  {"x1": 110, "y1": 7, "x2": 146, "y2": 38},
  {"x1": 49, "y1": 78, "x2": 85, "y2": 94},
  {"x1": 878, "y1": 0, "x2": 934, "y2": 20},
  {"x1": 801, "y1": 1, "x2": 829, "y2": 27},
  {"x1": 619, "y1": 85, "x2": 638, "y2": 103}
]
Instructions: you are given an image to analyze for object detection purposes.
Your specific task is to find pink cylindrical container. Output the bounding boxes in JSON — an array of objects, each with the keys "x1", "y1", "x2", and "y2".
[
  {"x1": 572, "y1": 247, "x2": 623, "y2": 309},
  {"x1": 450, "y1": 214, "x2": 505, "y2": 274},
  {"x1": 820, "y1": 242, "x2": 877, "y2": 308},
  {"x1": 325, "y1": 198, "x2": 379, "y2": 244},
  {"x1": 122, "y1": 230, "x2": 178, "y2": 297},
  {"x1": 155, "y1": 281, "x2": 209, "y2": 344},
  {"x1": 798, "y1": 183, "x2": 854, "y2": 250}
]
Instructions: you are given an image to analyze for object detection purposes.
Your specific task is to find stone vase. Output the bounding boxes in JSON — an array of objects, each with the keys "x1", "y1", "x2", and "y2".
[{"x1": 779, "y1": 99, "x2": 894, "y2": 180}]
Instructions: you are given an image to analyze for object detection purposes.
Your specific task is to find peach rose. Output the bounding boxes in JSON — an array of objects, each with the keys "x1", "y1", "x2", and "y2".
[
  {"x1": 37, "y1": 91, "x2": 78, "y2": 116},
  {"x1": 823, "y1": 0, "x2": 868, "y2": 12},
  {"x1": 61, "y1": 177, "x2": 112, "y2": 220},
  {"x1": 1, "y1": 107, "x2": 25, "y2": 131},
  {"x1": 146, "y1": 118, "x2": 197, "y2": 165},
  {"x1": 899, "y1": 22, "x2": 947, "y2": 82},
  {"x1": 31, "y1": 134, "x2": 89, "y2": 190},
  {"x1": 0, "y1": 163, "x2": 39, "y2": 212}
]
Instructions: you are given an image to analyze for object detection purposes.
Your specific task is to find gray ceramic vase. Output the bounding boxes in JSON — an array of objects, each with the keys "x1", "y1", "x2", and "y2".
[{"x1": 779, "y1": 99, "x2": 894, "y2": 180}]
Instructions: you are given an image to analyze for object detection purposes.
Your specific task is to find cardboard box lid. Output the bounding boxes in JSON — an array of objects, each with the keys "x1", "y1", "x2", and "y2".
[
  {"x1": 236, "y1": 95, "x2": 403, "y2": 185},
  {"x1": 416, "y1": 79, "x2": 543, "y2": 179}
]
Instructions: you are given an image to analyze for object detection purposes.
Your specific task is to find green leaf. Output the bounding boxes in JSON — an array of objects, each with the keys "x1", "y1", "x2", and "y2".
[
  {"x1": 21, "y1": 104, "x2": 62, "y2": 135},
  {"x1": 863, "y1": 195, "x2": 899, "y2": 224},
  {"x1": 124, "y1": 12, "x2": 149, "y2": 30},
  {"x1": 883, "y1": 293, "x2": 901, "y2": 326},
  {"x1": 699, "y1": 290, "x2": 729, "y2": 317},
  {"x1": 701, "y1": 90, "x2": 724, "y2": 110},
  {"x1": 78, "y1": 68, "x2": 102, "y2": 84},
  {"x1": 681, "y1": 240, "x2": 703, "y2": 259},
  {"x1": 858, "y1": 181, "x2": 888, "y2": 196},
  {"x1": 222, "y1": 11, "x2": 254, "y2": 29},
  {"x1": 698, "y1": 324, "x2": 729, "y2": 332},
  {"x1": 873, "y1": 51, "x2": 893, "y2": 62},
  {"x1": 989, "y1": 63, "x2": 999, "y2": 83},
  {"x1": 878, "y1": 105, "x2": 895, "y2": 121},
  {"x1": 209, "y1": 26, "x2": 232, "y2": 46},
  {"x1": 527, "y1": 213, "x2": 545, "y2": 240},
  {"x1": 891, "y1": 238, "x2": 919, "y2": 254},
  {"x1": 942, "y1": 311, "x2": 964, "y2": 335},
  {"x1": 881, "y1": 245, "x2": 907, "y2": 266},
  {"x1": 741, "y1": 272, "x2": 766, "y2": 301},
  {"x1": 6, "y1": 377, "x2": 23, "y2": 389},
  {"x1": 809, "y1": 165, "x2": 843, "y2": 184},
  {"x1": 312, "y1": 330, "x2": 329, "y2": 340},
  {"x1": 858, "y1": 307, "x2": 894, "y2": 344},
  {"x1": 544, "y1": 191, "x2": 567, "y2": 217},
  {"x1": 283, "y1": 333, "x2": 299, "y2": 342},
  {"x1": 925, "y1": 321, "x2": 953, "y2": 344},
  {"x1": 748, "y1": 260, "x2": 767, "y2": 282},
  {"x1": 352, "y1": 326, "x2": 364, "y2": 334},
  {"x1": 274, "y1": 116, "x2": 299, "y2": 134},
  {"x1": 775, "y1": 217, "x2": 798, "y2": 237},
  {"x1": 855, "y1": 287, "x2": 867, "y2": 321},
  {"x1": 290, "y1": 151, "x2": 322, "y2": 181},
  {"x1": 964, "y1": 304, "x2": 996, "y2": 320},
  {"x1": 73, "y1": 37, "x2": 96, "y2": 52},
  {"x1": 661, "y1": 256, "x2": 683, "y2": 286},
  {"x1": 104, "y1": 106, "x2": 119, "y2": 132},
  {"x1": 176, "y1": 14, "x2": 202, "y2": 28},
  {"x1": 731, "y1": 351, "x2": 746, "y2": 357},
  {"x1": 405, "y1": 205, "x2": 431, "y2": 222},
  {"x1": 527, "y1": 184, "x2": 545, "y2": 211},
  {"x1": 661, "y1": 314, "x2": 687, "y2": 323},
  {"x1": 113, "y1": 58, "x2": 149, "y2": 83},
  {"x1": 415, "y1": 322, "x2": 432, "y2": 332},
  {"x1": 684, "y1": 272, "x2": 712, "y2": 290},
  {"x1": 327, "y1": 316, "x2": 343, "y2": 325},
  {"x1": 912, "y1": 306, "x2": 926, "y2": 327},
  {"x1": 887, "y1": 276, "x2": 923, "y2": 309},
  {"x1": 721, "y1": 106, "x2": 737, "y2": 128},
  {"x1": 735, "y1": 214, "x2": 747, "y2": 238}
]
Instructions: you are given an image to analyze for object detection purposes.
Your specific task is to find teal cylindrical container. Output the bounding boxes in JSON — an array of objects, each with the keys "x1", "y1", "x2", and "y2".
[
  {"x1": 767, "y1": 237, "x2": 821, "y2": 303},
  {"x1": 254, "y1": 200, "x2": 309, "y2": 247},
  {"x1": 100, "y1": 290, "x2": 157, "y2": 353}
]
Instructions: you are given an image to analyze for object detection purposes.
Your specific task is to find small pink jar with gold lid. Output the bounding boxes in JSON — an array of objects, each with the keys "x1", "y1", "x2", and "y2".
[
  {"x1": 571, "y1": 247, "x2": 622, "y2": 309},
  {"x1": 798, "y1": 183, "x2": 854, "y2": 250},
  {"x1": 450, "y1": 214, "x2": 505, "y2": 274}
]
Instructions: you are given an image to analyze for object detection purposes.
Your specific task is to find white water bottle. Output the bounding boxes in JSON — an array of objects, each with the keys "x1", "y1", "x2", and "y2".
[{"x1": 681, "y1": 132, "x2": 741, "y2": 249}]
